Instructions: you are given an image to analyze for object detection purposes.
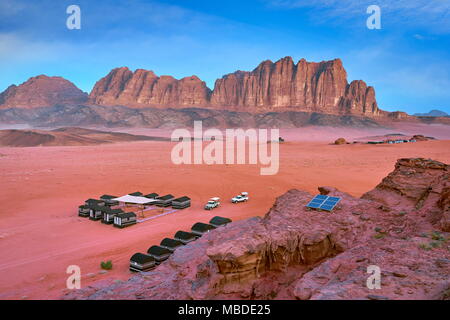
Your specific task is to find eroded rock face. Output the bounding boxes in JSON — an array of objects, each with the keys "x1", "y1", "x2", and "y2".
[
  {"x1": 362, "y1": 158, "x2": 449, "y2": 231},
  {"x1": 89, "y1": 67, "x2": 211, "y2": 108},
  {"x1": 63, "y1": 159, "x2": 450, "y2": 300},
  {"x1": 0, "y1": 75, "x2": 88, "y2": 109},
  {"x1": 89, "y1": 57, "x2": 382, "y2": 116}
]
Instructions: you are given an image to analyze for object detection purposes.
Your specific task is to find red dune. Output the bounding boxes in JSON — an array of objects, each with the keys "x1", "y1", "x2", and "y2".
[{"x1": 0, "y1": 127, "x2": 169, "y2": 147}]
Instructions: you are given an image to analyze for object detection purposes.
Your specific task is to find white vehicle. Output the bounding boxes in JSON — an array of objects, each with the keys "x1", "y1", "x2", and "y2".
[
  {"x1": 205, "y1": 197, "x2": 220, "y2": 210},
  {"x1": 231, "y1": 192, "x2": 249, "y2": 203}
]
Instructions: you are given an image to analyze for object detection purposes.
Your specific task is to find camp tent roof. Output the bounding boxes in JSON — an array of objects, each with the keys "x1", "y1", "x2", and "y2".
[
  {"x1": 191, "y1": 222, "x2": 216, "y2": 232},
  {"x1": 79, "y1": 205, "x2": 89, "y2": 209},
  {"x1": 117, "y1": 212, "x2": 136, "y2": 218},
  {"x1": 172, "y1": 196, "x2": 190, "y2": 202},
  {"x1": 160, "y1": 238, "x2": 184, "y2": 248},
  {"x1": 130, "y1": 253, "x2": 155, "y2": 264},
  {"x1": 103, "y1": 208, "x2": 124, "y2": 214},
  {"x1": 85, "y1": 198, "x2": 103, "y2": 204},
  {"x1": 147, "y1": 245, "x2": 172, "y2": 256},
  {"x1": 100, "y1": 194, "x2": 117, "y2": 200},
  {"x1": 129, "y1": 192, "x2": 143, "y2": 196},
  {"x1": 144, "y1": 193, "x2": 159, "y2": 199},
  {"x1": 112, "y1": 195, "x2": 156, "y2": 204},
  {"x1": 209, "y1": 216, "x2": 232, "y2": 226},
  {"x1": 90, "y1": 204, "x2": 104, "y2": 211},
  {"x1": 174, "y1": 231, "x2": 196, "y2": 240},
  {"x1": 157, "y1": 194, "x2": 175, "y2": 200}
]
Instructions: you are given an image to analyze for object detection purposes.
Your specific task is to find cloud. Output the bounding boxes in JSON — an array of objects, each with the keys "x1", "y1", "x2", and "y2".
[{"x1": 267, "y1": 0, "x2": 450, "y2": 33}]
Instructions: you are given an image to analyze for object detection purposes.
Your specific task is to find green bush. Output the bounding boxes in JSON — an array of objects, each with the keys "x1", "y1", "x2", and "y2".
[
  {"x1": 101, "y1": 260, "x2": 113, "y2": 270},
  {"x1": 419, "y1": 243, "x2": 432, "y2": 251}
]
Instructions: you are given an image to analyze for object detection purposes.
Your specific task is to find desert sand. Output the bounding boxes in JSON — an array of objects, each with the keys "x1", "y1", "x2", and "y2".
[{"x1": 0, "y1": 124, "x2": 449, "y2": 299}]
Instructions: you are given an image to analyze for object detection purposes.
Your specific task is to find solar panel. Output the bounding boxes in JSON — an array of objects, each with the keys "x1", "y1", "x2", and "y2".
[{"x1": 306, "y1": 195, "x2": 341, "y2": 212}]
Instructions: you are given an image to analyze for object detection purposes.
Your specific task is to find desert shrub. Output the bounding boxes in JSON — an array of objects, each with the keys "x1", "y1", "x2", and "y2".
[
  {"x1": 430, "y1": 231, "x2": 445, "y2": 242},
  {"x1": 101, "y1": 260, "x2": 113, "y2": 270},
  {"x1": 419, "y1": 243, "x2": 432, "y2": 251}
]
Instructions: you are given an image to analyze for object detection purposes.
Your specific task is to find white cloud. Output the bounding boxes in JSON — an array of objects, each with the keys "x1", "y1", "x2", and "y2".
[{"x1": 268, "y1": 0, "x2": 450, "y2": 33}]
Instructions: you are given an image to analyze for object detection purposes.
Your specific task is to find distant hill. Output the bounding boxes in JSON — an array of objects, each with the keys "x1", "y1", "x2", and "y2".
[
  {"x1": 0, "y1": 75, "x2": 88, "y2": 109},
  {"x1": 0, "y1": 127, "x2": 169, "y2": 147},
  {"x1": 414, "y1": 109, "x2": 449, "y2": 117}
]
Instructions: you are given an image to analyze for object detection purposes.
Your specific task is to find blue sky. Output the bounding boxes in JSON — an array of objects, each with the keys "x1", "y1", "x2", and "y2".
[{"x1": 1, "y1": 0, "x2": 449, "y2": 114}]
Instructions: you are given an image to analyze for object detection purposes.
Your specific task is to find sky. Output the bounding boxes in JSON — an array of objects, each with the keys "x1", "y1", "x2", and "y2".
[{"x1": 1, "y1": 0, "x2": 449, "y2": 114}]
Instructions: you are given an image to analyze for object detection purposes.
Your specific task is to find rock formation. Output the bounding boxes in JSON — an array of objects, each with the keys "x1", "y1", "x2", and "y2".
[
  {"x1": 89, "y1": 57, "x2": 382, "y2": 117},
  {"x1": 0, "y1": 75, "x2": 88, "y2": 109},
  {"x1": 334, "y1": 138, "x2": 347, "y2": 145},
  {"x1": 63, "y1": 158, "x2": 450, "y2": 300},
  {"x1": 89, "y1": 67, "x2": 211, "y2": 108},
  {"x1": 0, "y1": 105, "x2": 383, "y2": 128}
]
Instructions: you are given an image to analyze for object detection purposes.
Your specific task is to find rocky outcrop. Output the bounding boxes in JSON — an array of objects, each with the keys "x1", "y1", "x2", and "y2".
[
  {"x1": 89, "y1": 67, "x2": 211, "y2": 108},
  {"x1": 63, "y1": 158, "x2": 450, "y2": 300},
  {"x1": 0, "y1": 75, "x2": 88, "y2": 109},
  {"x1": 0, "y1": 105, "x2": 383, "y2": 129},
  {"x1": 363, "y1": 158, "x2": 449, "y2": 232},
  {"x1": 334, "y1": 138, "x2": 347, "y2": 145},
  {"x1": 89, "y1": 57, "x2": 382, "y2": 117},
  {"x1": 211, "y1": 57, "x2": 380, "y2": 116}
]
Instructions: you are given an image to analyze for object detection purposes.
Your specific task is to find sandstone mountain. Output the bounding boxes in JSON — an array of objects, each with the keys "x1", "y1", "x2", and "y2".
[
  {"x1": 64, "y1": 158, "x2": 450, "y2": 300},
  {"x1": 89, "y1": 57, "x2": 381, "y2": 117},
  {"x1": 89, "y1": 68, "x2": 211, "y2": 109},
  {"x1": 0, "y1": 75, "x2": 88, "y2": 109}
]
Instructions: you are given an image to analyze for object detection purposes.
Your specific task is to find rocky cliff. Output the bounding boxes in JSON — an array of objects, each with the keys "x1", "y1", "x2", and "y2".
[
  {"x1": 63, "y1": 158, "x2": 450, "y2": 300},
  {"x1": 89, "y1": 67, "x2": 211, "y2": 108},
  {"x1": 89, "y1": 57, "x2": 381, "y2": 116},
  {"x1": 0, "y1": 75, "x2": 88, "y2": 109}
]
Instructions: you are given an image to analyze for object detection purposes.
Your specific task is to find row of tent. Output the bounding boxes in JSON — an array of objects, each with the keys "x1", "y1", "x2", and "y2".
[
  {"x1": 130, "y1": 216, "x2": 232, "y2": 272},
  {"x1": 367, "y1": 139, "x2": 417, "y2": 145},
  {"x1": 77, "y1": 193, "x2": 191, "y2": 228},
  {"x1": 78, "y1": 197, "x2": 137, "y2": 228}
]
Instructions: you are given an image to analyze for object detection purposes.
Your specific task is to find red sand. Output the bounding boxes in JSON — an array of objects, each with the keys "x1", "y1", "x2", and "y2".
[{"x1": 0, "y1": 125, "x2": 449, "y2": 299}]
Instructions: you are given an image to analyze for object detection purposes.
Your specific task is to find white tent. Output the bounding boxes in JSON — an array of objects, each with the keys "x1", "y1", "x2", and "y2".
[{"x1": 112, "y1": 195, "x2": 156, "y2": 205}]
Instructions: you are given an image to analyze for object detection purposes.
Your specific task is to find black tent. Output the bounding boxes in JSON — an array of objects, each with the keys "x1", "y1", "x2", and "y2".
[
  {"x1": 78, "y1": 205, "x2": 90, "y2": 217},
  {"x1": 171, "y1": 196, "x2": 191, "y2": 209},
  {"x1": 191, "y1": 222, "x2": 216, "y2": 237},
  {"x1": 144, "y1": 193, "x2": 159, "y2": 199},
  {"x1": 85, "y1": 198, "x2": 105, "y2": 207},
  {"x1": 100, "y1": 194, "x2": 117, "y2": 200},
  {"x1": 174, "y1": 231, "x2": 197, "y2": 244},
  {"x1": 147, "y1": 245, "x2": 172, "y2": 264},
  {"x1": 129, "y1": 192, "x2": 143, "y2": 196},
  {"x1": 114, "y1": 212, "x2": 137, "y2": 228},
  {"x1": 154, "y1": 194, "x2": 175, "y2": 207},
  {"x1": 160, "y1": 238, "x2": 184, "y2": 252},
  {"x1": 209, "y1": 216, "x2": 232, "y2": 228},
  {"x1": 89, "y1": 205, "x2": 105, "y2": 221},
  {"x1": 129, "y1": 253, "x2": 156, "y2": 272},
  {"x1": 102, "y1": 208, "x2": 124, "y2": 224}
]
